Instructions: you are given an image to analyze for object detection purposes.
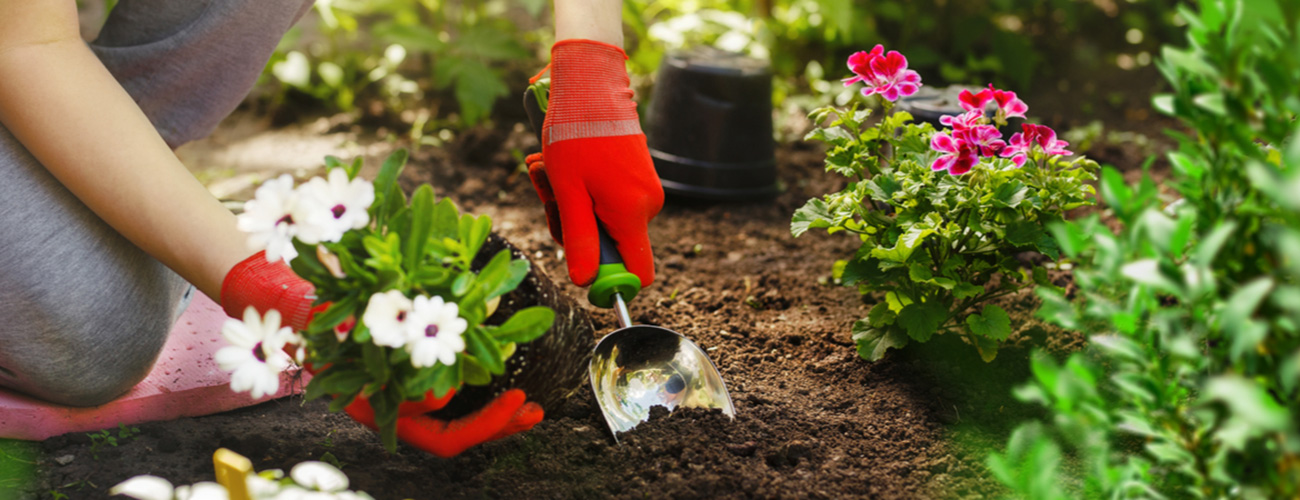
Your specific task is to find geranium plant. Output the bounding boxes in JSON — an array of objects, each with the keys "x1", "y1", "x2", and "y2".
[
  {"x1": 792, "y1": 45, "x2": 1097, "y2": 361},
  {"x1": 218, "y1": 150, "x2": 555, "y2": 451}
]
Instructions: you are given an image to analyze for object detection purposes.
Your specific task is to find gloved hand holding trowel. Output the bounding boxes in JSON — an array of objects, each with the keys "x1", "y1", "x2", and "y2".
[{"x1": 226, "y1": 4, "x2": 665, "y2": 458}]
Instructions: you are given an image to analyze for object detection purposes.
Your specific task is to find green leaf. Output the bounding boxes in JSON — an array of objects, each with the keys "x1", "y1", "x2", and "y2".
[
  {"x1": 954, "y1": 282, "x2": 983, "y2": 300},
  {"x1": 464, "y1": 328, "x2": 504, "y2": 375},
  {"x1": 791, "y1": 198, "x2": 833, "y2": 237},
  {"x1": 373, "y1": 149, "x2": 408, "y2": 210},
  {"x1": 871, "y1": 225, "x2": 936, "y2": 263},
  {"x1": 1120, "y1": 259, "x2": 1179, "y2": 292},
  {"x1": 490, "y1": 306, "x2": 556, "y2": 343},
  {"x1": 1194, "y1": 222, "x2": 1238, "y2": 268},
  {"x1": 361, "y1": 343, "x2": 391, "y2": 382},
  {"x1": 1005, "y1": 220, "x2": 1041, "y2": 247},
  {"x1": 307, "y1": 294, "x2": 358, "y2": 335},
  {"x1": 966, "y1": 305, "x2": 1012, "y2": 341},
  {"x1": 852, "y1": 321, "x2": 908, "y2": 361},
  {"x1": 458, "y1": 214, "x2": 492, "y2": 264},
  {"x1": 840, "y1": 258, "x2": 876, "y2": 286},
  {"x1": 404, "y1": 185, "x2": 436, "y2": 272},
  {"x1": 990, "y1": 181, "x2": 1029, "y2": 208},
  {"x1": 1203, "y1": 376, "x2": 1291, "y2": 450},
  {"x1": 487, "y1": 260, "x2": 531, "y2": 300},
  {"x1": 459, "y1": 356, "x2": 492, "y2": 385},
  {"x1": 431, "y1": 198, "x2": 460, "y2": 240},
  {"x1": 897, "y1": 301, "x2": 947, "y2": 342},
  {"x1": 452, "y1": 58, "x2": 510, "y2": 124},
  {"x1": 866, "y1": 302, "x2": 896, "y2": 328},
  {"x1": 304, "y1": 367, "x2": 370, "y2": 402},
  {"x1": 1099, "y1": 167, "x2": 1134, "y2": 215}
]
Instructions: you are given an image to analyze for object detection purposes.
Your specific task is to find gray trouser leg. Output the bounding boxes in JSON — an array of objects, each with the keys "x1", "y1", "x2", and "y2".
[{"x1": 0, "y1": 0, "x2": 313, "y2": 407}]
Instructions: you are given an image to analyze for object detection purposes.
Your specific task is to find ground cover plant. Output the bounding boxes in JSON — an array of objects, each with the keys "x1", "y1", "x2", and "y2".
[
  {"x1": 221, "y1": 150, "x2": 554, "y2": 451},
  {"x1": 989, "y1": 0, "x2": 1300, "y2": 497},
  {"x1": 792, "y1": 46, "x2": 1096, "y2": 362}
]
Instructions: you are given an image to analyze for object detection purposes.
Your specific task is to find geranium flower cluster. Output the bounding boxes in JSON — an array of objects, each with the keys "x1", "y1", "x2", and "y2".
[
  {"x1": 112, "y1": 459, "x2": 372, "y2": 500},
  {"x1": 238, "y1": 169, "x2": 374, "y2": 263},
  {"x1": 842, "y1": 44, "x2": 922, "y2": 102},
  {"x1": 928, "y1": 84, "x2": 1071, "y2": 175}
]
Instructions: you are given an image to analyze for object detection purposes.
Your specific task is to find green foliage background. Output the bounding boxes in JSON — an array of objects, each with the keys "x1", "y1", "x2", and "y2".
[{"x1": 234, "y1": 0, "x2": 1186, "y2": 129}]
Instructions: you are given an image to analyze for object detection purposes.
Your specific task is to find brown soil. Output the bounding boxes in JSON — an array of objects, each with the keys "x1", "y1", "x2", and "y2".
[{"x1": 22, "y1": 116, "x2": 1154, "y2": 499}]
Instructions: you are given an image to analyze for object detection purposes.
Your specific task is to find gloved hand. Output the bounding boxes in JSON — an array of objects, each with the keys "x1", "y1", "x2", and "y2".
[
  {"x1": 527, "y1": 39, "x2": 664, "y2": 287},
  {"x1": 220, "y1": 251, "x2": 543, "y2": 457},
  {"x1": 342, "y1": 387, "x2": 544, "y2": 458}
]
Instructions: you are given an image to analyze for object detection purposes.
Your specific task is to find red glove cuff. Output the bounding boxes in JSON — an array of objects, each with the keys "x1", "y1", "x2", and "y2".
[
  {"x1": 543, "y1": 39, "x2": 641, "y2": 145},
  {"x1": 220, "y1": 251, "x2": 316, "y2": 331}
]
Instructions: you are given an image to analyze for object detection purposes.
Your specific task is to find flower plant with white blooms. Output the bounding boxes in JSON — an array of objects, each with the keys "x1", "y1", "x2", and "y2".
[
  {"x1": 111, "y1": 459, "x2": 373, "y2": 500},
  {"x1": 220, "y1": 150, "x2": 556, "y2": 451}
]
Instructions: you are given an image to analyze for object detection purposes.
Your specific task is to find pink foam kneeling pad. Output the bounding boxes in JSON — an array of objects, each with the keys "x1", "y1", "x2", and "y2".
[{"x1": 0, "y1": 291, "x2": 310, "y2": 441}]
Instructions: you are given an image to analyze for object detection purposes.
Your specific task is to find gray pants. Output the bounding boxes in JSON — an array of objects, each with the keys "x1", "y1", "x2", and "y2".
[{"x1": 0, "y1": 0, "x2": 313, "y2": 407}]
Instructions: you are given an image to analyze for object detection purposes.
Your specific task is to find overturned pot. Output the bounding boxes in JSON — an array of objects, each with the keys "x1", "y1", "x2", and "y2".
[
  {"x1": 646, "y1": 47, "x2": 779, "y2": 201},
  {"x1": 428, "y1": 233, "x2": 595, "y2": 419}
]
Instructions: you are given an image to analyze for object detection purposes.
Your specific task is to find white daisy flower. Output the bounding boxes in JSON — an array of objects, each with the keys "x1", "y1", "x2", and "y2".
[
  {"x1": 217, "y1": 307, "x2": 301, "y2": 399},
  {"x1": 404, "y1": 295, "x2": 468, "y2": 368},
  {"x1": 361, "y1": 290, "x2": 413, "y2": 348},
  {"x1": 293, "y1": 168, "x2": 374, "y2": 245},
  {"x1": 238, "y1": 174, "x2": 301, "y2": 263}
]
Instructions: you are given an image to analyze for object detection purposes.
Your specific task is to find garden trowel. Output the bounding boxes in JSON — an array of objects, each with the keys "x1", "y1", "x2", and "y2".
[{"x1": 523, "y1": 86, "x2": 735, "y2": 442}]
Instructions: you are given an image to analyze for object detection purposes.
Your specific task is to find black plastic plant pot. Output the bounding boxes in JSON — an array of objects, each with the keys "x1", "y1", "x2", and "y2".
[
  {"x1": 427, "y1": 233, "x2": 595, "y2": 420},
  {"x1": 646, "y1": 47, "x2": 779, "y2": 201}
]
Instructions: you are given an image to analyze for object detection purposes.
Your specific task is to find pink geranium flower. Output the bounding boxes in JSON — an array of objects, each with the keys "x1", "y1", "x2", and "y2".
[
  {"x1": 959, "y1": 84, "x2": 1028, "y2": 121},
  {"x1": 1001, "y1": 123, "x2": 1072, "y2": 167},
  {"x1": 939, "y1": 109, "x2": 985, "y2": 131},
  {"x1": 955, "y1": 125, "x2": 1006, "y2": 158},
  {"x1": 931, "y1": 132, "x2": 980, "y2": 175},
  {"x1": 989, "y1": 85, "x2": 1028, "y2": 119},
  {"x1": 842, "y1": 45, "x2": 885, "y2": 87},
  {"x1": 842, "y1": 45, "x2": 922, "y2": 102},
  {"x1": 958, "y1": 87, "x2": 994, "y2": 112}
]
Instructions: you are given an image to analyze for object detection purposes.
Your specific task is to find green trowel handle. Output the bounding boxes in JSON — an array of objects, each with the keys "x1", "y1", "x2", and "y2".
[{"x1": 588, "y1": 226, "x2": 642, "y2": 309}]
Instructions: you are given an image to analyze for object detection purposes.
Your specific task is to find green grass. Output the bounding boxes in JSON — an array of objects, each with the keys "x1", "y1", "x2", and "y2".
[{"x1": 0, "y1": 438, "x2": 40, "y2": 498}]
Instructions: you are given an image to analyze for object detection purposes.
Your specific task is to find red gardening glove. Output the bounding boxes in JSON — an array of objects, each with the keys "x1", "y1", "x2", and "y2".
[
  {"x1": 343, "y1": 388, "x2": 544, "y2": 458},
  {"x1": 529, "y1": 39, "x2": 664, "y2": 287},
  {"x1": 222, "y1": 251, "x2": 543, "y2": 457},
  {"x1": 221, "y1": 251, "x2": 320, "y2": 331}
]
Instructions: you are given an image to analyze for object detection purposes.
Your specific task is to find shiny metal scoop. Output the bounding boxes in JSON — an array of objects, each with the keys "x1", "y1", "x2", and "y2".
[{"x1": 589, "y1": 294, "x2": 736, "y2": 441}]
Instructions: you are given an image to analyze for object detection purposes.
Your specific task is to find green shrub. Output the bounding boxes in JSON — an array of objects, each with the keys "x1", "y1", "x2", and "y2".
[{"x1": 989, "y1": 1, "x2": 1300, "y2": 497}]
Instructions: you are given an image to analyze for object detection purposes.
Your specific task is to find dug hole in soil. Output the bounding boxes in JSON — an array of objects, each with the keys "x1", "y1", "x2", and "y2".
[{"x1": 33, "y1": 123, "x2": 1098, "y2": 500}]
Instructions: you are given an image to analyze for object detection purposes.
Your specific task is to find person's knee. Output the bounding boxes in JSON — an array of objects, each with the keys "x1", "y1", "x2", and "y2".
[
  {"x1": 0, "y1": 274, "x2": 181, "y2": 407},
  {"x1": 8, "y1": 317, "x2": 171, "y2": 407}
]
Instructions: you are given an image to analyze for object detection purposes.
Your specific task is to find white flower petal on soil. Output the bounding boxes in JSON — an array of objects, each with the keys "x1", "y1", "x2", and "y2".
[
  {"x1": 293, "y1": 169, "x2": 374, "y2": 245},
  {"x1": 110, "y1": 475, "x2": 174, "y2": 500},
  {"x1": 404, "y1": 295, "x2": 468, "y2": 368},
  {"x1": 175, "y1": 482, "x2": 229, "y2": 500},
  {"x1": 238, "y1": 174, "x2": 300, "y2": 263},
  {"x1": 362, "y1": 290, "x2": 413, "y2": 348},
  {"x1": 246, "y1": 472, "x2": 285, "y2": 499},
  {"x1": 217, "y1": 307, "x2": 299, "y2": 399},
  {"x1": 289, "y1": 461, "x2": 349, "y2": 492}
]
